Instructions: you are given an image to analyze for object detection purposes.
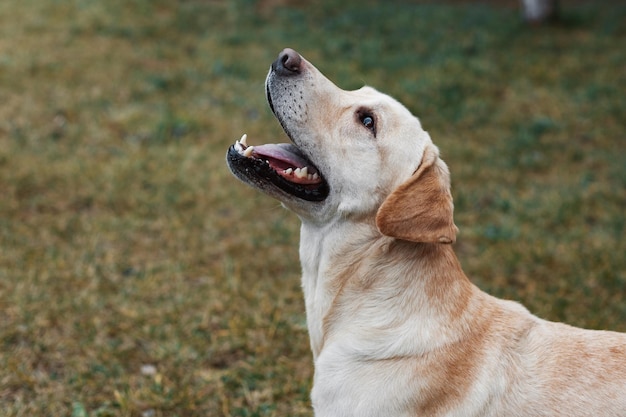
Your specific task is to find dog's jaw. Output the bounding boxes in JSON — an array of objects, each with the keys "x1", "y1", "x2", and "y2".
[
  {"x1": 227, "y1": 133, "x2": 330, "y2": 202},
  {"x1": 226, "y1": 50, "x2": 337, "y2": 215}
]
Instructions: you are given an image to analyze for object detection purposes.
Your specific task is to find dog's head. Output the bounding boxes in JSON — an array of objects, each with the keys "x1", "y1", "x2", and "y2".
[{"x1": 227, "y1": 48, "x2": 457, "y2": 244}]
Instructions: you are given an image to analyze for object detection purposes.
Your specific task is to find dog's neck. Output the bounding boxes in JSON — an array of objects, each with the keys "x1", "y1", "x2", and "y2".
[{"x1": 299, "y1": 219, "x2": 478, "y2": 360}]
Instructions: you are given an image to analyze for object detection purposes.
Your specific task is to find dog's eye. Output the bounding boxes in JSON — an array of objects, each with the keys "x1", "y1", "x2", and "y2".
[{"x1": 359, "y1": 113, "x2": 376, "y2": 134}]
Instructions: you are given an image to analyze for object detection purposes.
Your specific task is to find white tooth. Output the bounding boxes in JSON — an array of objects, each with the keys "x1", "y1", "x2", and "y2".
[
  {"x1": 312, "y1": 173, "x2": 319, "y2": 180},
  {"x1": 285, "y1": 168, "x2": 293, "y2": 175},
  {"x1": 295, "y1": 167, "x2": 308, "y2": 179},
  {"x1": 307, "y1": 174, "x2": 313, "y2": 180},
  {"x1": 234, "y1": 142, "x2": 243, "y2": 152},
  {"x1": 239, "y1": 134, "x2": 248, "y2": 146},
  {"x1": 243, "y1": 146, "x2": 254, "y2": 157}
]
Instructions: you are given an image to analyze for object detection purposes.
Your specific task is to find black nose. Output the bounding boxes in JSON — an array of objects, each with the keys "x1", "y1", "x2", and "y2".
[{"x1": 272, "y1": 48, "x2": 302, "y2": 75}]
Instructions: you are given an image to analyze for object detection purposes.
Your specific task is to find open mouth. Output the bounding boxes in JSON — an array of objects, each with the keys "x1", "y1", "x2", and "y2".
[{"x1": 226, "y1": 134, "x2": 329, "y2": 202}]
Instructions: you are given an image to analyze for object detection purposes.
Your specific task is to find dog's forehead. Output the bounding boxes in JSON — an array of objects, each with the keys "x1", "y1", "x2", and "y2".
[
  {"x1": 346, "y1": 86, "x2": 415, "y2": 119},
  {"x1": 350, "y1": 86, "x2": 397, "y2": 105},
  {"x1": 353, "y1": 85, "x2": 380, "y2": 96}
]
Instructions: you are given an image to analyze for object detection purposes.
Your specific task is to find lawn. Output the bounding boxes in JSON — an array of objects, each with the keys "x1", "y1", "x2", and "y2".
[{"x1": 0, "y1": 0, "x2": 625, "y2": 415}]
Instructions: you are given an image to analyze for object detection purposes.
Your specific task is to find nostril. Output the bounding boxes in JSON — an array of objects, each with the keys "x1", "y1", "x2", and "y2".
[
  {"x1": 274, "y1": 48, "x2": 302, "y2": 74},
  {"x1": 281, "y1": 50, "x2": 299, "y2": 71},
  {"x1": 281, "y1": 53, "x2": 291, "y2": 67}
]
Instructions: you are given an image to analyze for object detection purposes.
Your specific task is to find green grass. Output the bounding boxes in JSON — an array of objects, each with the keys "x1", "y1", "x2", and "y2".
[{"x1": 1, "y1": 0, "x2": 625, "y2": 415}]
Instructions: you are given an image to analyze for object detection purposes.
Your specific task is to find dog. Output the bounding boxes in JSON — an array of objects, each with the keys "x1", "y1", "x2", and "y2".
[{"x1": 226, "y1": 48, "x2": 626, "y2": 417}]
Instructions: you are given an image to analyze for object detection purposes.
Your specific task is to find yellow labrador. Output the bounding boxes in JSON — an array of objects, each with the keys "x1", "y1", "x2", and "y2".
[{"x1": 226, "y1": 48, "x2": 626, "y2": 417}]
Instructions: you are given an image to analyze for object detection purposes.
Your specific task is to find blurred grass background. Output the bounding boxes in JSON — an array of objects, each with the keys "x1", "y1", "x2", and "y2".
[{"x1": 0, "y1": 0, "x2": 625, "y2": 415}]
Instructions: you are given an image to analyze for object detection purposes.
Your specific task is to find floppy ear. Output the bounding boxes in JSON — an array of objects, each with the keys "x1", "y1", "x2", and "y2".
[{"x1": 376, "y1": 145, "x2": 458, "y2": 244}]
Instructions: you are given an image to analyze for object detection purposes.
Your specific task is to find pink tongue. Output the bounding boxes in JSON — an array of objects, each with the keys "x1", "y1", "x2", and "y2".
[
  {"x1": 251, "y1": 143, "x2": 322, "y2": 185},
  {"x1": 252, "y1": 143, "x2": 310, "y2": 169}
]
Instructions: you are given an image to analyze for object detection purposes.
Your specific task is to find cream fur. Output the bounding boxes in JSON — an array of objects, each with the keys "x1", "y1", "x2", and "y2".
[{"x1": 233, "y1": 48, "x2": 626, "y2": 417}]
